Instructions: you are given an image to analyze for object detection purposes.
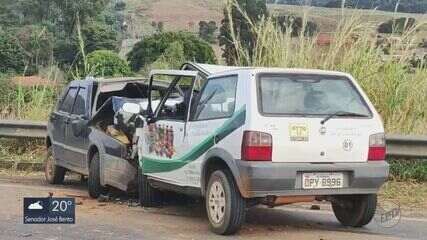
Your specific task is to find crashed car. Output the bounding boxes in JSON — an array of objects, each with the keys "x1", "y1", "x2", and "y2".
[
  {"x1": 45, "y1": 63, "x2": 389, "y2": 235},
  {"x1": 136, "y1": 65, "x2": 389, "y2": 235},
  {"x1": 45, "y1": 77, "x2": 168, "y2": 195}
]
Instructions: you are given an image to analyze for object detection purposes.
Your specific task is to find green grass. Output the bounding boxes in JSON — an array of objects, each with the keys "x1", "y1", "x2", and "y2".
[
  {"x1": 227, "y1": 1, "x2": 427, "y2": 135},
  {"x1": 0, "y1": 66, "x2": 63, "y2": 121},
  {"x1": 389, "y1": 159, "x2": 427, "y2": 182}
]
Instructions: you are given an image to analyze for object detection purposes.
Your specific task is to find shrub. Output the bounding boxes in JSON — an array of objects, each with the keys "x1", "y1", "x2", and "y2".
[
  {"x1": 378, "y1": 18, "x2": 416, "y2": 34},
  {"x1": 127, "y1": 32, "x2": 217, "y2": 72},
  {"x1": 114, "y1": 1, "x2": 126, "y2": 11},
  {"x1": 0, "y1": 31, "x2": 26, "y2": 74},
  {"x1": 86, "y1": 50, "x2": 131, "y2": 77}
]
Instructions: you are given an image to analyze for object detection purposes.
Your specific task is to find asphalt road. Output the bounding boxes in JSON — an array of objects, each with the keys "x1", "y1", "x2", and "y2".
[{"x1": 0, "y1": 175, "x2": 426, "y2": 240}]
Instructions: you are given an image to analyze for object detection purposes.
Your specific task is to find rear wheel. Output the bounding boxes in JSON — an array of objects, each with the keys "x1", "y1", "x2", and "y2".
[
  {"x1": 44, "y1": 146, "x2": 66, "y2": 184},
  {"x1": 88, "y1": 152, "x2": 107, "y2": 198},
  {"x1": 206, "y1": 169, "x2": 246, "y2": 235},
  {"x1": 332, "y1": 194, "x2": 377, "y2": 227},
  {"x1": 138, "y1": 166, "x2": 162, "y2": 207}
]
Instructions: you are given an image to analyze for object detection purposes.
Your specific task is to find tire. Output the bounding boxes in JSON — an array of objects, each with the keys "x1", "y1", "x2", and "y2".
[
  {"x1": 332, "y1": 194, "x2": 377, "y2": 227},
  {"x1": 206, "y1": 169, "x2": 246, "y2": 235},
  {"x1": 88, "y1": 152, "x2": 107, "y2": 198},
  {"x1": 138, "y1": 166, "x2": 162, "y2": 207},
  {"x1": 44, "y1": 146, "x2": 66, "y2": 184}
]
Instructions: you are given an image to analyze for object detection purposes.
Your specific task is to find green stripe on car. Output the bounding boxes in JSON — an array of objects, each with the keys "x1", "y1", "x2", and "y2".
[{"x1": 140, "y1": 106, "x2": 246, "y2": 173}]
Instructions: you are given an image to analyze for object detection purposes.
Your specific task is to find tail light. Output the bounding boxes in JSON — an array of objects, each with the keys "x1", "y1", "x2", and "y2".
[
  {"x1": 241, "y1": 131, "x2": 272, "y2": 161},
  {"x1": 368, "y1": 133, "x2": 386, "y2": 161}
]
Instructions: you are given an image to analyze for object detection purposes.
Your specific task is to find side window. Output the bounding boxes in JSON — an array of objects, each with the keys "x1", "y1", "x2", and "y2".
[
  {"x1": 157, "y1": 76, "x2": 194, "y2": 121},
  {"x1": 72, "y1": 87, "x2": 87, "y2": 116},
  {"x1": 193, "y1": 75, "x2": 238, "y2": 121},
  {"x1": 59, "y1": 87, "x2": 78, "y2": 113}
]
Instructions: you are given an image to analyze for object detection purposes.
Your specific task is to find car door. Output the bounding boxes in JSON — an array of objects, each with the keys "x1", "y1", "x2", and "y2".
[
  {"x1": 52, "y1": 86, "x2": 78, "y2": 166},
  {"x1": 140, "y1": 70, "x2": 199, "y2": 185},
  {"x1": 184, "y1": 75, "x2": 240, "y2": 187},
  {"x1": 65, "y1": 86, "x2": 90, "y2": 170}
]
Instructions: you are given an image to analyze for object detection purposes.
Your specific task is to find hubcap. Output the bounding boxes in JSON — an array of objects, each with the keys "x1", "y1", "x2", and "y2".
[{"x1": 208, "y1": 181, "x2": 226, "y2": 224}]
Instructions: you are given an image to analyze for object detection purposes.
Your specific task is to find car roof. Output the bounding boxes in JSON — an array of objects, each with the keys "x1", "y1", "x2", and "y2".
[
  {"x1": 68, "y1": 77, "x2": 170, "y2": 92},
  {"x1": 183, "y1": 62, "x2": 350, "y2": 79}
]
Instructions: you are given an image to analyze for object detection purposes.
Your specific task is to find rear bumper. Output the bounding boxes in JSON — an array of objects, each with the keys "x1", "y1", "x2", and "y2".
[{"x1": 235, "y1": 160, "x2": 389, "y2": 198}]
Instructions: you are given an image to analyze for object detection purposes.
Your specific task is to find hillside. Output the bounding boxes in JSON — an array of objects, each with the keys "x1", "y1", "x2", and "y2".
[
  {"x1": 119, "y1": 0, "x2": 427, "y2": 57},
  {"x1": 269, "y1": 0, "x2": 427, "y2": 13}
]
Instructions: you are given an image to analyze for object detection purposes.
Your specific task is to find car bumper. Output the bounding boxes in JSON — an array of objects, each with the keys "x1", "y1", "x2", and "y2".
[{"x1": 235, "y1": 160, "x2": 389, "y2": 198}]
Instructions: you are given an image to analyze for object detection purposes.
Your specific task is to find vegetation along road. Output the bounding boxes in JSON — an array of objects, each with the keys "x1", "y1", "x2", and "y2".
[{"x1": 0, "y1": 173, "x2": 426, "y2": 240}]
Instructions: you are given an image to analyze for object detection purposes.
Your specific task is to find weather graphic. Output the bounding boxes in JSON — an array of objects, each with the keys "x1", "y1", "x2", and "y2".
[{"x1": 27, "y1": 201, "x2": 43, "y2": 210}]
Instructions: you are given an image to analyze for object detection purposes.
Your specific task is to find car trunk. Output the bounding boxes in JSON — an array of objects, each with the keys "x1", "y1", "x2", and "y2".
[{"x1": 265, "y1": 117, "x2": 370, "y2": 163}]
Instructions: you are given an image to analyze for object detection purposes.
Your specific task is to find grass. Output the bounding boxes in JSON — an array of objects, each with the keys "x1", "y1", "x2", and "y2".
[
  {"x1": 227, "y1": 0, "x2": 427, "y2": 135},
  {"x1": 0, "y1": 66, "x2": 63, "y2": 121},
  {"x1": 380, "y1": 180, "x2": 427, "y2": 214},
  {"x1": 389, "y1": 159, "x2": 427, "y2": 182},
  {"x1": 0, "y1": 139, "x2": 45, "y2": 163}
]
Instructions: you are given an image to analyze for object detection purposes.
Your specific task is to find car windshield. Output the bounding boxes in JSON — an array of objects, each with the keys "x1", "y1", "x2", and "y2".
[{"x1": 258, "y1": 74, "x2": 372, "y2": 116}]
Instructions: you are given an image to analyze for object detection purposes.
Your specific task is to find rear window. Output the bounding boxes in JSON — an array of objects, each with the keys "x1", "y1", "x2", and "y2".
[{"x1": 258, "y1": 74, "x2": 371, "y2": 116}]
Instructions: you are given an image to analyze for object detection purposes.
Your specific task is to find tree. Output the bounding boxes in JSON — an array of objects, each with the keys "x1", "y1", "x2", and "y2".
[
  {"x1": 378, "y1": 17, "x2": 416, "y2": 34},
  {"x1": 86, "y1": 50, "x2": 131, "y2": 77},
  {"x1": 274, "y1": 15, "x2": 319, "y2": 37},
  {"x1": 0, "y1": 30, "x2": 26, "y2": 73},
  {"x1": 127, "y1": 32, "x2": 217, "y2": 72},
  {"x1": 148, "y1": 41, "x2": 186, "y2": 71},
  {"x1": 14, "y1": 25, "x2": 55, "y2": 74},
  {"x1": 219, "y1": 0, "x2": 268, "y2": 65},
  {"x1": 82, "y1": 21, "x2": 118, "y2": 54},
  {"x1": 199, "y1": 21, "x2": 218, "y2": 43}
]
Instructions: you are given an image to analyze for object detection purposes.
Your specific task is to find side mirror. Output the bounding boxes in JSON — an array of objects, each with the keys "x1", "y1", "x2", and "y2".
[
  {"x1": 122, "y1": 103, "x2": 141, "y2": 114},
  {"x1": 71, "y1": 119, "x2": 89, "y2": 137}
]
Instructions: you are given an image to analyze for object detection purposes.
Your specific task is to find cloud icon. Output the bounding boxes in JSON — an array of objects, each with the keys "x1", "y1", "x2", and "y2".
[{"x1": 28, "y1": 201, "x2": 43, "y2": 210}]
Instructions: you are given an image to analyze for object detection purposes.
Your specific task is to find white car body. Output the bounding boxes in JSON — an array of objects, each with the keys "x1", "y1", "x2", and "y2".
[{"x1": 137, "y1": 64, "x2": 388, "y2": 197}]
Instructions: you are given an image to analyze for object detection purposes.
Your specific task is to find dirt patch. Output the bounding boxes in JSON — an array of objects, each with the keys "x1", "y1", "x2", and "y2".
[
  {"x1": 12, "y1": 76, "x2": 58, "y2": 87},
  {"x1": 145, "y1": 0, "x2": 223, "y2": 32}
]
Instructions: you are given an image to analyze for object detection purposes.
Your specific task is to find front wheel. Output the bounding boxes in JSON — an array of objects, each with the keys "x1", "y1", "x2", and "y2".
[
  {"x1": 206, "y1": 169, "x2": 246, "y2": 235},
  {"x1": 332, "y1": 194, "x2": 377, "y2": 227},
  {"x1": 88, "y1": 152, "x2": 107, "y2": 198},
  {"x1": 44, "y1": 146, "x2": 66, "y2": 184}
]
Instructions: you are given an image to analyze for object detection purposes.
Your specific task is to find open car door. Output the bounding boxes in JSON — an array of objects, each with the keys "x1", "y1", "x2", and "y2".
[{"x1": 139, "y1": 70, "x2": 203, "y2": 186}]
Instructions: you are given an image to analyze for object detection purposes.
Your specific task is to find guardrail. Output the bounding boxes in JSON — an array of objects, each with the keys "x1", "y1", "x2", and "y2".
[
  {"x1": 0, "y1": 120, "x2": 47, "y2": 139},
  {"x1": 385, "y1": 135, "x2": 427, "y2": 159},
  {"x1": 0, "y1": 120, "x2": 426, "y2": 159}
]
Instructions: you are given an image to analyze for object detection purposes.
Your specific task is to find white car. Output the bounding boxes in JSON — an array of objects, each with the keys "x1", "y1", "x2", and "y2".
[{"x1": 136, "y1": 64, "x2": 389, "y2": 235}]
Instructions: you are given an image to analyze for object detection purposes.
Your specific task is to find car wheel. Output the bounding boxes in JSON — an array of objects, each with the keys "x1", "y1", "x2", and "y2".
[
  {"x1": 206, "y1": 169, "x2": 246, "y2": 235},
  {"x1": 44, "y1": 146, "x2": 66, "y2": 184},
  {"x1": 138, "y1": 165, "x2": 162, "y2": 207},
  {"x1": 332, "y1": 194, "x2": 377, "y2": 227},
  {"x1": 88, "y1": 152, "x2": 107, "y2": 198}
]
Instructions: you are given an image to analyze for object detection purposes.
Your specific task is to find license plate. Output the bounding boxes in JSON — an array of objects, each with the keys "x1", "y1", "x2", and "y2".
[{"x1": 302, "y1": 172, "x2": 344, "y2": 189}]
